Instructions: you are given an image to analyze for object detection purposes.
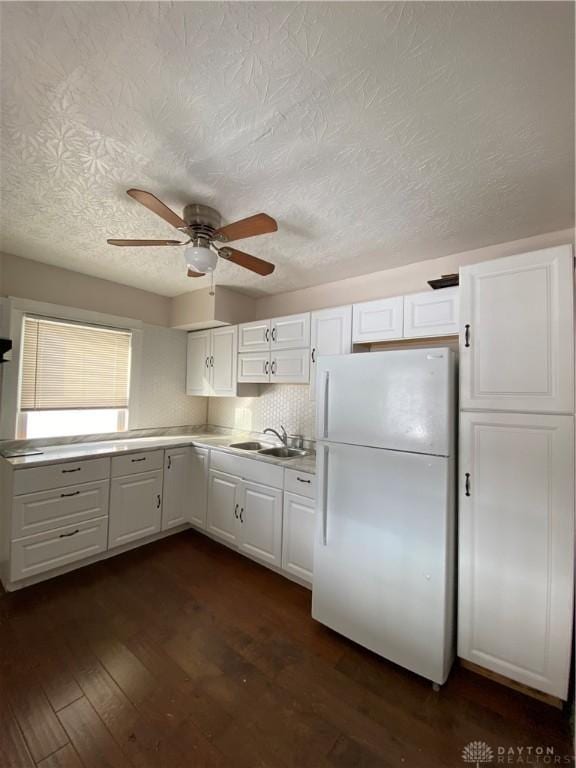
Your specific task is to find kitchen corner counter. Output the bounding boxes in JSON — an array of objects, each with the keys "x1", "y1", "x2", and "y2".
[{"x1": 1, "y1": 429, "x2": 317, "y2": 475}]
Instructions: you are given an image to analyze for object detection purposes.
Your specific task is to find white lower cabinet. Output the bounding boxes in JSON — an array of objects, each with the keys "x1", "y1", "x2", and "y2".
[
  {"x1": 458, "y1": 411, "x2": 575, "y2": 699},
  {"x1": 282, "y1": 491, "x2": 315, "y2": 583},
  {"x1": 239, "y1": 482, "x2": 282, "y2": 567},
  {"x1": 189, "y1": 448, "x2": 209, "y2": 529},
  {"x1": 162, "y1": 448, "x2": 192, "y2": 531},
  {"x1": 108, "y1": 469, "x2": 163, "y2": 549},
  {"x1": 207, "y1": 469, "x2": 241, "y2": 545},
  {"x1": 10, "y1": 517, "x2": 109, "y2": 582}
]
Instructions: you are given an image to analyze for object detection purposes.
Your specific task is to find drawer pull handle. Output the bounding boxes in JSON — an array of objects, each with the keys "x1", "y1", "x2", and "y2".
[
  {"x1": 59, "y1": 528, "x2": 80, "y2": 538},
  {"x1": 156, "y1": 494, "x2": 161, "y2": 509},
  {"x1": 62, "y1": 467, "x2": 81, "y2": 474},
  {"x1": 60, "y1": 490, "x2": 80, "y2": 498},
  {"x1": 296, "y1": 477, "x2": 311, "y2": 484},
  {"x1": 131, "y1": 457, "x2": 146, "y2": 462}
]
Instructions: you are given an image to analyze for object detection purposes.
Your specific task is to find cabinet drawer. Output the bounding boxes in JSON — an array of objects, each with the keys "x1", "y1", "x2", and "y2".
[
  {"x1": 284, "y1": 468, "x2": 316, "y2": 499},
  {"x1": 10, "y1": 516, "x2": 108, "y2": 582},
  {"x1": 12, "y1": 480, "x2": 110, "y2": 539},
  {"x1": 13, "y1": 457, "x2": 110, "y2": 496},
  {"x1": 209, "y1": 450, "x2": 284, "y2": 488},
  {"x1": 111, "y1": 450, "x2": 163, "y2": 477}
]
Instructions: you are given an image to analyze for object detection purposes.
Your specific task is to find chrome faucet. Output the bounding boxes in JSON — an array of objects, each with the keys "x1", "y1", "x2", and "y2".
[{"x1": 263, "y1": 425, "x2": 288, "y2": 445}]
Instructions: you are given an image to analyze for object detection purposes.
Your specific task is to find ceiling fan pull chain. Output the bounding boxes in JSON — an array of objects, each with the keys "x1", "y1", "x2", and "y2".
[{"x1": 209, "y1": 271, "x2": 215, "y2": 296}]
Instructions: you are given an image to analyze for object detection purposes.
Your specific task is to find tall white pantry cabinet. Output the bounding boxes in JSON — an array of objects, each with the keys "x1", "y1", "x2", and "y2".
[{"x1": 458, "y1": 245, "x2": 575, "y2": 700}]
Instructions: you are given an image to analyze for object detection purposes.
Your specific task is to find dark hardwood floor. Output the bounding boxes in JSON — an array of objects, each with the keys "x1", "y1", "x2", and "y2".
[{"x1": 0, "y1": 530, "x2": 573, "y2": 768}]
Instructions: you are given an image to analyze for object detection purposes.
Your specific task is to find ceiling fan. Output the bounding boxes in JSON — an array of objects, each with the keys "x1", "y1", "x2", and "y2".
[{"x1": 107, "y1": 189, "x2": 277, "y2": 277}]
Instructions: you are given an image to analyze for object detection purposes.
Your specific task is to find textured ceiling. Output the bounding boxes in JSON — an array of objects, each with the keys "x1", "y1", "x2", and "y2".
[{"x1": 1, "y1": 2, "x2": 574, "y2": 298}]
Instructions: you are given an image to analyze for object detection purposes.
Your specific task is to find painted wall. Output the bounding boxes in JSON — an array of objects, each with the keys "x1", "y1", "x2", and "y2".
[
  {"x1": 0, "y1": 251, "x2": 171, "y2": 326},
  {"x1": 253, "y1": 228, "x2": 575, "y2": 319}
]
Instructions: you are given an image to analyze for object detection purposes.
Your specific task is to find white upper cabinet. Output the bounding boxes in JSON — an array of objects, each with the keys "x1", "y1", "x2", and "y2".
[
  {"x1": 238, "y1": 320, "x2": 271, "y2": 353},
  {"x1": 271, "y1": 313, "x2": 310, "y2": 350},
  {"x1": 460, "y1": 245, "x2": 574, "y2": 413},
  {"x1": 352, "y1": 297, "x2": 404, "y2": 343},
  {"x1": 211, "y1": 326, "x2": 237, "y2": 397},
  {"x1": 238, "y1": 351, "x2": 270, "y2": 383},
  {"x1": 186, "y1": 331, "x2": 211, "y2": 396},
  {"x1": 458, "y1": 411, "x2": 574, "y2": 698},
  {"x1": 270, "y1": 348, "x2": 310, "y2": 384},
  {"x1": 310, "y1": 306, "x2": 352, "y2": 400},
  {"x1": 187, "y1": 326, "x2": 242, "y2": 397},
  {"x1": 403, "y1": 288, "x2": 459, "y2": 338}
]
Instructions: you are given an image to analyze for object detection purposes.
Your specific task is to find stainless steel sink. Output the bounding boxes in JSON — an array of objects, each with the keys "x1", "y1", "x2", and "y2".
[
  {"x1": 258, "y1": 446, "x2": 310, "y2": 458},
  {"x1": 228, "y1": 441, "x2": 268, "y2": 451}
]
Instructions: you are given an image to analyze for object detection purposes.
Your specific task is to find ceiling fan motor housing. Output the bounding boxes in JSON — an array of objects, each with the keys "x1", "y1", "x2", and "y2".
[{"x1": 182, "y1": 204, "x2": 222, "y2": 240}]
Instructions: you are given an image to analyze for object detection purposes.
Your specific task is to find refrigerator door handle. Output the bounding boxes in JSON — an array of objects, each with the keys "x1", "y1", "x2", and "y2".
[
  {"x1": 320, "y1": 371, "x2": 330, "y2": 438},
  {"x1": 318, "y1": 444, "x2": 329, "y2": 545}
]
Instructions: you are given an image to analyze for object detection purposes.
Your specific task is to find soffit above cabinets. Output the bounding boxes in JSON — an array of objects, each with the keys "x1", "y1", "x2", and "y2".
[{"x1": 1, "y1": 2, "x2": 573, "y2": 298}]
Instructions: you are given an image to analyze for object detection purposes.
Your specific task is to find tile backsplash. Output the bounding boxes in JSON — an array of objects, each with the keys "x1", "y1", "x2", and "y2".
[{"x1": 208, "y1": 384, "x2": 316, "y2": 439}]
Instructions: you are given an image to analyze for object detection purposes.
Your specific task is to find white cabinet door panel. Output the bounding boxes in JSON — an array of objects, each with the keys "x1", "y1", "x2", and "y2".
[
  {"x1": 310, "y1": 306, "x2": 352, "y2": 400},
  {"x1": 109, "y1": 470, "x2": 163, "y2": 549},
  {"x1": 186, "y1": 331, "x2": 211, "y2": 396},
  {"x1": 12, "y1": 480, "x2": 109, "y2": 539},
  {"x1": 458, "y1": 411, "x2": 574, "y2": 698},
  {"x1": 271, "y1": 313, "x2": 310, "y2": 350},
  {"x1": 238, "y1": 482, "x2": 282, "y2": 567},
  {"x1": 162, "y1": 448, "x2": 191, "y2": 531},
  {"x1": 11, "y1": 517, "x2": 109, "y2": 582},
  {"x1": 282, "y1": 492, "x2": 315, "y2": 583},
  {"x1": 238, "y1": 320, "x2": 270, "y2": 352},
  {"x1": 352, "y1": 297, "x2": 404, "y2": 343},
  {"x1": 207, "y1": 470, "x2": 240, "y2": 544},
  {"x1": 460, "y1": 245, "x2": 574, "y2": 413},
  {"x1": 237, "y1": 352, "x2": 270, "y2": 383},
  {"x1": 189, "y1": 448, "x2": 209, "y2": 529},
  {"x1": 211, "y1": 326, "x2": 237, "y2": 397},
  {"x1": 403, "y1": 288, "x2": 459, "y2": 338},
  {"x1": 271, "y1": 348, "x2": 310, "y2": 384}
]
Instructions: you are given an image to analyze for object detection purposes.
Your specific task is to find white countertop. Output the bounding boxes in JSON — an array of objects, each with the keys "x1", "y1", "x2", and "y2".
[{"x1": 1, "y1": 431, "x2": 317, "y2": 475}]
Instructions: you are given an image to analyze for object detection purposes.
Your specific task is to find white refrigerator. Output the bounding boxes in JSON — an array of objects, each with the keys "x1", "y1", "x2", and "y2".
[{"x1": 312, "y1": 348, "x2": 456, "y2": 686}]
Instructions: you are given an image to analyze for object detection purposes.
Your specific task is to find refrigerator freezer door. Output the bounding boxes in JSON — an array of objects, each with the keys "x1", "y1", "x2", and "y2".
[
  {"x1": 316, "y1": 348, "x2": 454, "y2": 456},
  {"x1": 313, "y1": 442, "x2": 455, "y2": 685}
]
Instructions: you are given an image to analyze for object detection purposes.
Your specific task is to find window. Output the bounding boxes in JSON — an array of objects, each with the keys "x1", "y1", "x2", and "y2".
[{"x1": 17, "y1": 315, "x2": 131, "y2": 439}]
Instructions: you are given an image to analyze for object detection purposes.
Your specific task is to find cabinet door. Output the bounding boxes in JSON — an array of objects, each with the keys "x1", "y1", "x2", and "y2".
[
  {"x1": 458, "y1": 411, "x2": 574, "y2": 698},
  {"x1": 270, "y1": 348, "x2": 310, "y2": 384},
  {"x1": 271, "y1": 313, "x2": 310, "y2": 350},
  {"x1": 310, "y1": 306, "x2": 352, "y2": 400},
  {"x1": 238, "y1": 320, "x2": 270, "y2": 352},
  {"x1": 189, "y1": 448, "x2": 209, "y2": 529},
  {"x1": 186, "y1": 331, "x2": 211, "y2": 396},
  {"x1": 211, "y1": 326, "x2": 238, "y2": 397},
  {"x1": 238, "y1": 482, "x2": 282, "y2": 567},
  {"x1": 282, "y1": 492, "x2": 315, "y2": 583},
  {"x1": 237, "y1": 352, "x2": 270, "y2": 383},
  {"x1": 403, "y1": 288, "x2": 459, "y2": 338},
  {"x1": 109, "y1": 470, "x2": 163, "y2": 549},
  {"x1": 460, "y1": 245, "x2": 574, "y2": 413},
  {"x1": 352, "y1": 297, "x2": 403, "y2": 343},
  {"x1": 162, "y1": 448, "x2": 191, "y2": 531},
  {"x1": 207, "y1": 470, "x2": 240, "y2": 544}
]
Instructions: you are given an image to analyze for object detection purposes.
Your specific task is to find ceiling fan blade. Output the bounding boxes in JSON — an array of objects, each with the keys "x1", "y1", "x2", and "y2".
[
  {"x1": 219, "y1": 247, "x2": 275, "y2": 276},
  {"x1": 126, "y1": 189, "x2": 186, "y2": 230},
  {"x1": 187, "y1": 268, "x2": 206, "y2": 278},
  {"x1": 213, "y1": 213, "x2": 277, "y2": 243},
  {"x1": 107, "y1": 239, "x2": 185, "y2": 246}
]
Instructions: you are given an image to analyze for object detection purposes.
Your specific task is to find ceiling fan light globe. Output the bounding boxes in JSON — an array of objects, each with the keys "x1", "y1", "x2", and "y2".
[{"x1": 184, "y1": 245, "x2": 218, "y2": 273}]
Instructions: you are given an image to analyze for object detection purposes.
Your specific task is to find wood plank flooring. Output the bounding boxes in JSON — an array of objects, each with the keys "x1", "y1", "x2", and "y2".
[{"x1": 0, "y1": 530, "x2": 573, "y2": 768}]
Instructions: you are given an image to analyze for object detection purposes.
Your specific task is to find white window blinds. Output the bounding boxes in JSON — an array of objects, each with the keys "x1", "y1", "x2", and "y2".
[{"x1": 20, "y1": 316, "x2": 131, "y2": 411}]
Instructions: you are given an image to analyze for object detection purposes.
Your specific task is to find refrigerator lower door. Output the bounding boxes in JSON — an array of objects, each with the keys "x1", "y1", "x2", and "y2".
[
  {"x1": 316, "y1": 348, "x2": 454, "y2": 456},
  {"x1": 312, "y1": 442, "x2": 455, "y2": 685}
]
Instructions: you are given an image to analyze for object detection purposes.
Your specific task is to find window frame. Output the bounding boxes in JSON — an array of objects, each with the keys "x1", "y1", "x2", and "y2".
[{"x1": 0, "y1": 298, "x2": 143, "y2": 440}]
